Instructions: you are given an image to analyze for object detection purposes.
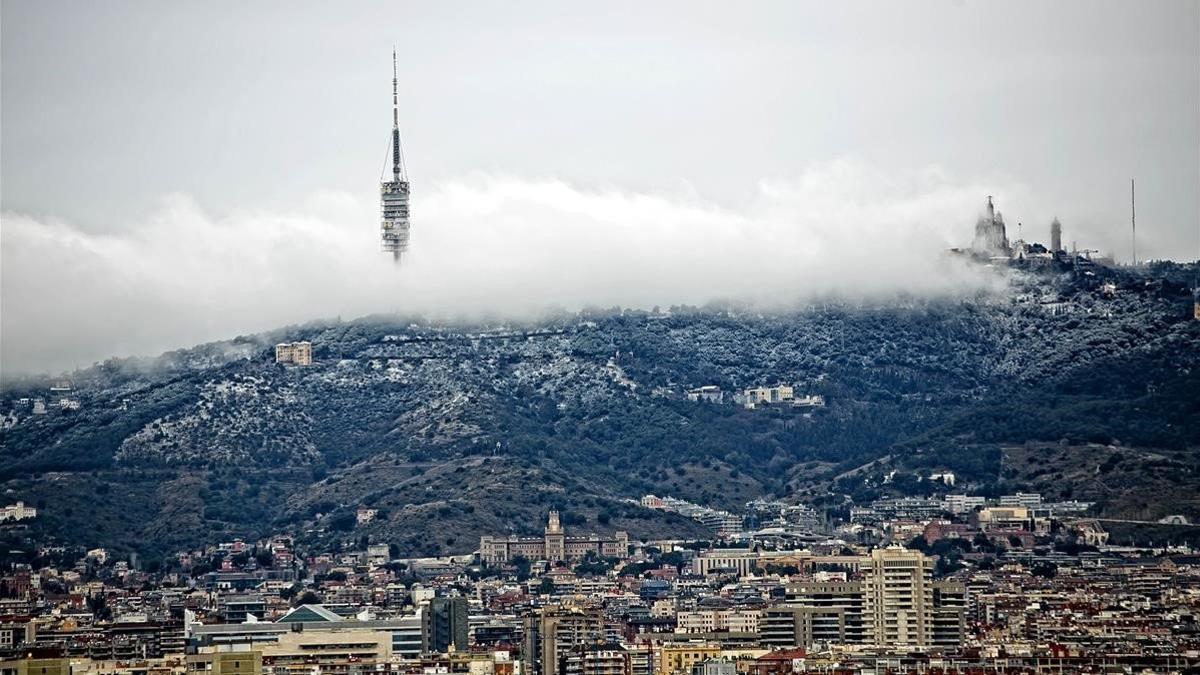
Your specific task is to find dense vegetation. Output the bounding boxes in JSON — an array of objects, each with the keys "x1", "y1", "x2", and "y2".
[{"x1": 1, "y1": 263, "x2": 1198, "y2": 558}]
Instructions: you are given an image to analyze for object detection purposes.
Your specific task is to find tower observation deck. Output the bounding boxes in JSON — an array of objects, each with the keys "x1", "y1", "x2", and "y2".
[{"x1": 381, "y1": 48, "x2": 410, "y2": 263}]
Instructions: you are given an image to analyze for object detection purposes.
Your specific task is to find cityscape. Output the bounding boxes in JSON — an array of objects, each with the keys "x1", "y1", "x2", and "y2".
[
  {"x1": 2, "y1": 2, "x2": 1200, "y2": 674},
  {"x1": 0, "y1": 487, "x2": 1199, "y2": 674}
]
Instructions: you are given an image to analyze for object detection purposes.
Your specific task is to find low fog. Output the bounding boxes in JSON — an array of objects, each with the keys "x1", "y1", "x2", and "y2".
[
  {"x1": 3, "y1": 159, "x2": 1056, "y2": 375},
  {"x1": 4, "y1": 2, "x2": 1196, "y2": 376}
]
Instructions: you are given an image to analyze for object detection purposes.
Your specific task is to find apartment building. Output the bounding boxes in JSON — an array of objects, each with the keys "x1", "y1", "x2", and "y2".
[
  {"x1": 675, "y1": 610, "x2": 759, "y2": 635},
  {"x1": 862, "y1": 547, "x2": 933, "y2": 647},
  {"x1": 656, "y1": 644, "x2": 721, "y2": 675},
  {"x1": 563, "y1": 646, "x2": 630, "y2": 675},
  {"x1": 274, "y1": 342, "x2": 312, "y2": 366},
  {"x1": 522, "y1": 605, "x2": 606, "y2": 675},
  {"x1": 762, "y1": 581, "x2": 865, "y2": 648}
]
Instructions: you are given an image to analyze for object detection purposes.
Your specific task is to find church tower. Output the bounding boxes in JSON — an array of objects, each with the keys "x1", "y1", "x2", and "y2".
[
  {"x1": 972, "y1": 196, "x2": 1010, "y2": 257},
  {"x1": 544, "y1": 510, "x2": 565, "y2": 562}
]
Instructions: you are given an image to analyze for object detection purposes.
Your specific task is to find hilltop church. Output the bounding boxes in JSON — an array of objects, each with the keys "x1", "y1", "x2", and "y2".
[{"x1": 973, "y1": 195, "x2": 1010, "y2": 258}]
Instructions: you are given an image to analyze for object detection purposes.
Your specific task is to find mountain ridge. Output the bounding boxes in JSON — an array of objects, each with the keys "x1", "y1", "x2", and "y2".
[{"x1": 2, "y1": 263, "x2": 1198, "y2": 563}]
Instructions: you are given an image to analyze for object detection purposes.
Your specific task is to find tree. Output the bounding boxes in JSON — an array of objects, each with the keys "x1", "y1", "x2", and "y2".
[
  {"x1": 329, "y1": 512, "x2": 356, "y2": 532},
  {"x1": 973, "y1": 533, "x2": 997, "y2": 553},
  {"x1": 1030, "y1": 561, "x2": 1057, "y2": 579},
  {"x1": 574, "y1": 556, "x2": 614, "y2": 577},
  {"x1": 295, "y1": 590, "x2": 322, "y2": 606},
  {"x1": 511, "y1": 556, "x2": 532, "y2": 582},
  {"x1": 661, "y1": 551, "x2": 686, "y2": 571},
  {"x1": 619, "y1": 562, "x2": 654, "y2": 578},
  {"x1": 87, "y1": 594, "x2": 113, "y2": 621}
]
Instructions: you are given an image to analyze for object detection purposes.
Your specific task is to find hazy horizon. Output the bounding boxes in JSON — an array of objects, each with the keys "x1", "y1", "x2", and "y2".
[{"x1": 3, "y1": 0, "x2": 1198, "y2": 375}]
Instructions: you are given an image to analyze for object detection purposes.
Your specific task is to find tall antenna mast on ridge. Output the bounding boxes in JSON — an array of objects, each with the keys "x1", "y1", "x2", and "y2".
[
  {"x1": 1131, "y1": 178, "x2": 1137, "y2": 266},
  {"x1": 380, "y1": 46, "x2": 411, "y2": 263}
]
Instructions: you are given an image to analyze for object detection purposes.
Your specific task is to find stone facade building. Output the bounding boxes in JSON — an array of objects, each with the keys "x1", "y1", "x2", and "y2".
[
  {"x1": 274, "y1": 341, "x2": 313, "y2": 366},
  {"x1": 479, "y1": 511, "x2": 628, "y2": 564}
]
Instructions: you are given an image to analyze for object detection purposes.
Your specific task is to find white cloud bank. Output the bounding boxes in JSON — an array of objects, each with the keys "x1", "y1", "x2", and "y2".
[{"x1": 2, "y1": 160, "x2": 1026, "y2": 375}]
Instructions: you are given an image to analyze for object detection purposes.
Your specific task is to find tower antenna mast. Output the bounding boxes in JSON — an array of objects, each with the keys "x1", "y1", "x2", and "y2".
[
  {"x1": 1131, "y1": 178, "x2": 1137, "y2": 266},
  {"x1": 392, "y1": 47, "x2": 401, "y2": 182}
]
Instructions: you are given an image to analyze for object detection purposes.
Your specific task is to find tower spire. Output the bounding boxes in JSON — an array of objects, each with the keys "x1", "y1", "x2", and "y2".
[{"x1": 392, "y1": 47, "x2": 401, "y2": 182}]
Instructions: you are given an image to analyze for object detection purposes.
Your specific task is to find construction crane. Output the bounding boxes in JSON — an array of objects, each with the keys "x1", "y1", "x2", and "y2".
[{"x1": 380, "y1": 48, "x2": 410, "y2": 263}]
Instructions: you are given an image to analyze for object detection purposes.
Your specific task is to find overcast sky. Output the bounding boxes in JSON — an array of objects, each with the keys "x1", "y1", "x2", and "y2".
[{"x1": 2, "y1": 0, "x2": 1198, "y2": 375}]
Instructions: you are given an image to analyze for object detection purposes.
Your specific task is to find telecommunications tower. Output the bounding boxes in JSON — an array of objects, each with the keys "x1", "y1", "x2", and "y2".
[{"x1": 380, "y1": 48, "x2": 411, "y2": 263}]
